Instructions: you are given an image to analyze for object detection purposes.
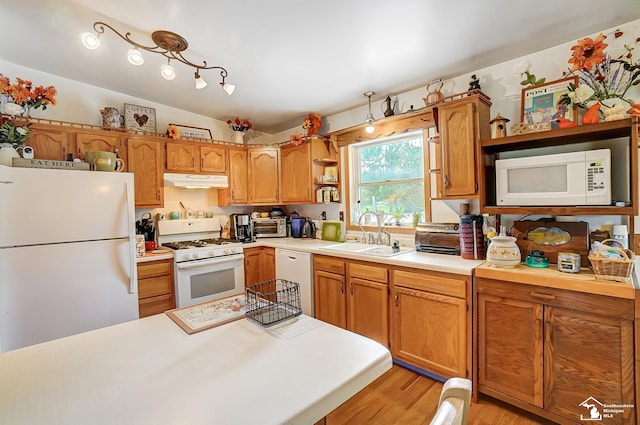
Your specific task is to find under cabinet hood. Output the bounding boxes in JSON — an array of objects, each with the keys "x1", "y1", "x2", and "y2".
[{"x1": 163, "y1": 173, "x2": 229, "y2": 189}]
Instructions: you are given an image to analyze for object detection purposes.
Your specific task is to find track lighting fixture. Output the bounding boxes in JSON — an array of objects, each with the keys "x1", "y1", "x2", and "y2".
[
  {"x1": 364, "y1": 91, "x2": 376, "y2": 134},
  {"x1": 81, "y1": 21, "x2": 234, "y2": 94}
]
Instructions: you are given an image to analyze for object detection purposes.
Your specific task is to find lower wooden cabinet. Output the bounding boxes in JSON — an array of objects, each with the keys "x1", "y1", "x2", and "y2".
[
  {"x1": 137, "y1": 259, "x2": 175, "y2": 318},
  {"x1": 476, "y1": 277, "x2": 636, "y2": 425},
  {"x1": 390, "y1": 268, "x2": 470, "y2": 379},
  {"x1": 244, "y1": 247, "x2": 275, "y2": 287},
  {"x1": 314, "y1": 255, "x2": 389, "y2": 346}
]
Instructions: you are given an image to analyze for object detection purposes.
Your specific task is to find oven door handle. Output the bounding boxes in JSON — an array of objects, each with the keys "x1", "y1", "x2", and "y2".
[{"x1": 176, "y1": 254, "x2": 244, "y2": 270}]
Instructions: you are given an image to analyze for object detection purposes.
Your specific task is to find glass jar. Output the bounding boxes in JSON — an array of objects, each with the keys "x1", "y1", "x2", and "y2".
[{"x1": 486, "y1": 236, "x2": 521, "y2": 268}]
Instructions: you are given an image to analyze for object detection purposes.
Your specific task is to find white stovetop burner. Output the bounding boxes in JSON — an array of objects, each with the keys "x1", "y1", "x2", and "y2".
[{"x1": 156, "y1": 218, "x2": 243, "y2": 262}]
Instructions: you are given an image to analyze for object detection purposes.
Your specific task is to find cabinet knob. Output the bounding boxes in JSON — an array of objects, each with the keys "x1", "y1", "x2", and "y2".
[
  {"x1": 350, "y1": 282, "x2": 354, "y2": 295},
  {"x1": 394, "y1": 293, "x2": 399, "y2": 306},
  {"x1": 444, "y1": 174, "x2": 450, "y2": 189}
]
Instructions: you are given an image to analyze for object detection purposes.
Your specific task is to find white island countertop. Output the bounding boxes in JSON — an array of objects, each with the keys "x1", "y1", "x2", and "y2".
[{"x1": 0, "y1": 314, "x2": 391, "y2": 425}]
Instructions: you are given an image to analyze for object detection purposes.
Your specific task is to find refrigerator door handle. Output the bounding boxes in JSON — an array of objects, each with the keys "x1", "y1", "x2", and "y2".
[{"x1": 125, "y1": 180, "x2": 137, "y2": 295}]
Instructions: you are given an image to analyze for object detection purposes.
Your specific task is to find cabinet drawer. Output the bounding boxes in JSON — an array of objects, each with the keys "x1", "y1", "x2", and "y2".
[
  {"x1": 137, "y1": 259, "x2": 172, "y2": 279},
  {"x1": 349, "y1": 262, "x2": 388, "y2": 284},
  {"x1": 314, "y1": 255, "x2": 345, "y2": 275},
  {"x1": 138, "y1": 294, "x2": 175, "y2": 318},
  {"x1": 393, "y1": 269, "x2": 467, "y2": 298},
  {"x1": 138, "y1": 275, "x2": 173, "y2": 299},
  {"x1": 476, "y1": 278, "x2": 634, "y2": 320}
]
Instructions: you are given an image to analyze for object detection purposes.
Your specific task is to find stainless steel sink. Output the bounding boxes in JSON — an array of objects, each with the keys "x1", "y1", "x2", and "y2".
[{"x1": 320, "y1": 243, "x2": 413, "y2": 257}]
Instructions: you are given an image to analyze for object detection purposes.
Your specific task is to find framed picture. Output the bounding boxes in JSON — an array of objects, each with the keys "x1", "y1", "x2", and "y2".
[
  {"x1": 170, "y1": 124, "x2": 213, "y2": 141},
  {"x1": 520, "y1": 77, "x2": 578, "y2": 125},
  {"x1": 124, "y1": 103, "x2": 157, "y2": 133},
  {"x1": 324, "y1": 166, "x2": 338, "y2": 182}
]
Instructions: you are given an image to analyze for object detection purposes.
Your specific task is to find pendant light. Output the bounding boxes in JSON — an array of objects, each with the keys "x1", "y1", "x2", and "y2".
[
  {"x1": 160, "y1": 59, "x2": 176, "y2": 80},
  {"x1": 364, "y1": 91, "x2": 375, "y2": 134},
  {"x1": 194, "y1": 70, "x2": 208, "y2": 89}
]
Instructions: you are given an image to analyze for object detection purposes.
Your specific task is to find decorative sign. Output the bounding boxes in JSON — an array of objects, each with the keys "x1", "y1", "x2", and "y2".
[
  {"x1": 12, "y1": 158, "x2": 90, "y2": 170},
  {"x1": 170, "y1": 124, "x2": 212, "y2": 141},
  {"x1": 124, "y1": 103, "x2": 157, "y2": 134},
  {"x1": 520, "y1": 77, "x2": 578, "y2": 126}
]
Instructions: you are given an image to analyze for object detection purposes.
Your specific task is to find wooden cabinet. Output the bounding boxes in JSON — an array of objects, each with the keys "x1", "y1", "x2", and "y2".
[
  {"x1": 313, "y1": 255, "x2": 388, "y2": 346},
  {"x1": 137, "y1": 259, "x2": 175, "y2": 318},
  {"x1": 390, "y1": 268, "x2": 470, "y2": 378},
  {"x1": 165, "y1": 141, "x2": 227, "y2": 174},
  {"x1": 281, "y1": 142, "x2": 312, "y2": 203},
  {"x1": 77, "y1": 132, "x2": 127, "y2": 168},
  {"x1": 434, "y1": 92, "x2": 491, "y2": 198},
  {"x1": 476, "y1": 276, "x2": 636, "y2": 424},
  {"x1": 248, "y1": 147, "x2": 280, "y2": 204},
  {"x1": 244, "y1": 246, "x2": 275, "y2": 287},
  {"x1": 29, "y1": 123, "x2": 72, "y2": 161},
  {"x1": 218, "y1": 146, "x2": 248, "y2": 206},
  {"x1": 127, "y1": 137, "x2": 164, "y2": 208}
]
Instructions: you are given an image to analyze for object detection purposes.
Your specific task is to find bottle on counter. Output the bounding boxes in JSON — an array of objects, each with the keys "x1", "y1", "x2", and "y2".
[{"x1": 612, "y1": 224, "x2": 629, "y2": 249}]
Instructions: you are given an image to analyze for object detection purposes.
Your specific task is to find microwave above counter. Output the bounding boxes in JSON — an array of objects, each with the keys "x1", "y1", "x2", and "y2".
[{"x1": 495, "y1": 149, "x2": 612, "y2": 207}]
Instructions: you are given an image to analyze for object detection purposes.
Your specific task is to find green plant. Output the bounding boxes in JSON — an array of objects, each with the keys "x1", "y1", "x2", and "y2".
[{"x1": 0, "y1": 116, "x2": 30, "y2": 146}]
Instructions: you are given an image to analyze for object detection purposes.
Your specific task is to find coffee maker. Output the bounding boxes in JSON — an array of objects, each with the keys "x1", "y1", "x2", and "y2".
[{"x1": 229, "y1": 214, "x2": 252, "y2": 242}]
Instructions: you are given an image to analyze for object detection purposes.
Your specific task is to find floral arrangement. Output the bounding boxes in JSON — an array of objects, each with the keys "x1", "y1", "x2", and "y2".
[
  {"x1": 289, "y1": 132, "x2": 304, "y2": 146},
  {"x1": 0, "y1": 74, "x2": 57, "y2": 115},
  {"x1": 560, "y1": 30, "x2": 640, "y2": 113},
  {"x1": 302, "y1": 112, "x2": 321, "y2": 135},
  {"x1": 227, "y1": 118, "x2": 252, "y2": 132},
  {"x1": 166, "y1": 124, "x2": 180, "y2": 139},
  {"x1": 512, "y1": 60, "x2": 546, "y2": 87},
  {"x1": 0, "y1": 115, "x2": 30, "y2": 146}
]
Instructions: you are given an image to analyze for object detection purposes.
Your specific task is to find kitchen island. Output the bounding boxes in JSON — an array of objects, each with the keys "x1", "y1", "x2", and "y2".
[{"x1": 0, "y1": 313, "x2": 391, "y2": 425}]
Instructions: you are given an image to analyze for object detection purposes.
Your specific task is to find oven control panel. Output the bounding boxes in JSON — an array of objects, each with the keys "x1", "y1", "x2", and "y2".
[{"x1": 174, "y1": 246, "x2": 244, "y2": 262}]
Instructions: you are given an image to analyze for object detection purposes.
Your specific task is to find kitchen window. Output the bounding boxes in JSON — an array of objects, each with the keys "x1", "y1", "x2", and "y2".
[{"x1": 346, "y1": 130, "x2": 425, "y2": 231}]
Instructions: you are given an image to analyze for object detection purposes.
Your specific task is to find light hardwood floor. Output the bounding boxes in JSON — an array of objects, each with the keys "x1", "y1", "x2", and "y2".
[{"x1": 325, "y1": 364, "x2": 556, "y2": 425}]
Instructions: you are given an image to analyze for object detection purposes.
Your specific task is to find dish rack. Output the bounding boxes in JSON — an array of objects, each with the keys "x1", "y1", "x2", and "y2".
[
  {"x1": 588, "y1": 239, "x2": 636, "y2": 283},
  {"x1": 245, "y1": 279, "x2": 302, "y2": 327}
]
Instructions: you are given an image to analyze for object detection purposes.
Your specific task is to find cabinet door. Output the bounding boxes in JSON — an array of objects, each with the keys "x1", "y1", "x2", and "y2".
[
  {"x1": 244, "y1": 248, "x2": 262, "y2": 287},
  {"x1": 29, "y1": 125, "x2": 71, "y2": 161},
  {"x1": 439, "y1": 101, "x2": 476, "y2": 197},
  {"x1": 248, "y1": 148, "x2": 280, "y2": 204},
  {"x1": 261, "y1": 247, "x2": 275, "y2": 281},
  {"x1": 314, "y1": 269, "x2": 346, "y2": 328},
  {"x1": 392, "y1": 286, "x2": 467, "y2": 378},
  {"x1": 200, "y1": 145, "x2": 227, "y2": 174},
  {"x1": 545, "y1": 306, "x2": 635, "y2": 423},
  {"x1": 127, "y1": 138, "x2": 163, "y2": 208},
  {"x1": 219, "y1": 147, "x2": 248, "y2": 205},
  {"x1": 477, "y1": 292, "x2": 544, "y2": 407},
  {"x1": 77, "y1": 132, "x2": 126, "y2": 167},
  {"x1": 281, "y1": 142, "x2": 312, "y2": 203},
  {"x1": 348, "y1": 277, "x2": 388, "y2": 346},
  {"x1": 166, "y1": 142, "x2": 196, "y2": 172}
]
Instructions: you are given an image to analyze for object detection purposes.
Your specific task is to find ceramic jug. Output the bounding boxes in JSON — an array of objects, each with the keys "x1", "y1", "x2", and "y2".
[{"x1": 100, "y1": 107, "x2": 124, "y2": 129}]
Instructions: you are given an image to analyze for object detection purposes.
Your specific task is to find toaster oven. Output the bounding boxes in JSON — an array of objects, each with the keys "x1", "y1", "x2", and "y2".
[{"x1": 251, "y1": 217, "x2": 287, "y2": 238}]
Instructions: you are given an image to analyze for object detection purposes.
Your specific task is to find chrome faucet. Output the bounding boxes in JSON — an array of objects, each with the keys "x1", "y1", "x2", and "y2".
[{"x1": 358, "y1": 211, "x2": 385, "y2": 245}]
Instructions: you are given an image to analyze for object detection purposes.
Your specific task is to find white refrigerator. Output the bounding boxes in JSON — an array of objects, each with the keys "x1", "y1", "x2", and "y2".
[{"x1": 0, "y1": 167, "x2": 139, "y2": 352}]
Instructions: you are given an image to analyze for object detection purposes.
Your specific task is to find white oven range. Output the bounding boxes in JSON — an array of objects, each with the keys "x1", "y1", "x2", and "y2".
[{"x1": 157, "y1": 218, "x2": 245, "y2": 308}]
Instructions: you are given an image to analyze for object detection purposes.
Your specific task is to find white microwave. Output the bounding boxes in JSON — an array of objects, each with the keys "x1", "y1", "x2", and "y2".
[{"x1": 495, "y1": 149, "x2": 611, "y2": 206}]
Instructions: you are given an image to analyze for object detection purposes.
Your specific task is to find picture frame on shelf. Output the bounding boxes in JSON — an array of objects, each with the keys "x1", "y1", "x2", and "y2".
[
  {"x1": 169, "y1": 124, "x2": 213, "y2": 141},
  {"x1": 124, "y1": 103, "x2": 157, "y2": 134},
  {"x1": 324, "y1": 165, "x2": 338, "y2": 182},
  {"x1": 520, "y1": 76, "x2": 578, "y2": 126}
]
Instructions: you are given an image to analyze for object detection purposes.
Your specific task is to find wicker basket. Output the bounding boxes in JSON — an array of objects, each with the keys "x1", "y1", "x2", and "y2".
[{"x1": 588, "y1": 239, "x2": 635, "y2": 283}]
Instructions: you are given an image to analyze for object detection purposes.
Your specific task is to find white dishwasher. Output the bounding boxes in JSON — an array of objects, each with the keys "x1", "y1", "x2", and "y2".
[{"x1": 275, "y1": 248, "x2": 314, "y2": 317}]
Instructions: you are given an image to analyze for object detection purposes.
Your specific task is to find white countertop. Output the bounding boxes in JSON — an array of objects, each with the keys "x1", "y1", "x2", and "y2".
[
  {"x1": 245, "y1": 238, "x2": 483, "y2": 275},
  {"x1": 0, "y1": 314, "x2": 391, "y2": 425}
]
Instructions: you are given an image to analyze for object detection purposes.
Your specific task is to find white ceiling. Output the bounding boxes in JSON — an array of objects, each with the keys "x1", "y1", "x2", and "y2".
[{"x1": 2, "y1": 1, "x2": 640, "y2": 133}]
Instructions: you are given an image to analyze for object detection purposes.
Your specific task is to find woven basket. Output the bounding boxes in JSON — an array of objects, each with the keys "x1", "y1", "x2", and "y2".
[{"x1": 588, "y1": 239, "x2": 635, "y2": 283}]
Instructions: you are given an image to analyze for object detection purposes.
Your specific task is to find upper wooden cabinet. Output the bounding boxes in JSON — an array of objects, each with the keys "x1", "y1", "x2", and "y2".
[
  {"x1": 76, "y1": 132, "x2": 128, "y2": 168},
  {"x1": 281, "y1": 142, "x2": 312, "y2": 203},
  {"x1": 165, "y1": 141, "x2": 227, "y2": 174},
  {"x1": 29, "y1": 123, "x2": 72, "y2": 161},
  {"x1": 248, "y1": 146, "x2": 280, "y2": 205},
  {"x1": 127, "y1": 137, "x2": 164, "y2": 208},
  {"x1": 434, "y1": 91, "x2": 491, "y2": 199},
  {"x1": 218, "y1": 146, "x2": 248, "y2": 206}
]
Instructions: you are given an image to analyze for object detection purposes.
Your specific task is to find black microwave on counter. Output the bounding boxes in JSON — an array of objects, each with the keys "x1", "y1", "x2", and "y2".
[{"x1": 251, "y1": 218, "x2": 287, "y2": 238}]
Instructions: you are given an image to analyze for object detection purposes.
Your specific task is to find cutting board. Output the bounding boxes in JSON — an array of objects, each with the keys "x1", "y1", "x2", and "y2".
[{"x1": 321, "y1": 222, "x2": 343, "y2": 242}]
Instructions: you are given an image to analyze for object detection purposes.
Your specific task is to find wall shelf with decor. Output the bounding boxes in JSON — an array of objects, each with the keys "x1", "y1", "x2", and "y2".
[{"x1": 479, "y1": 118, "x2": 638, "y2": 241}]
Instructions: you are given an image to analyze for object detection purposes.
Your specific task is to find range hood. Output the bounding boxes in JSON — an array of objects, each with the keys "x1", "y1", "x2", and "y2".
[{"x1": 163, "y1": 173, "x2": 229, "y2": 189}]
